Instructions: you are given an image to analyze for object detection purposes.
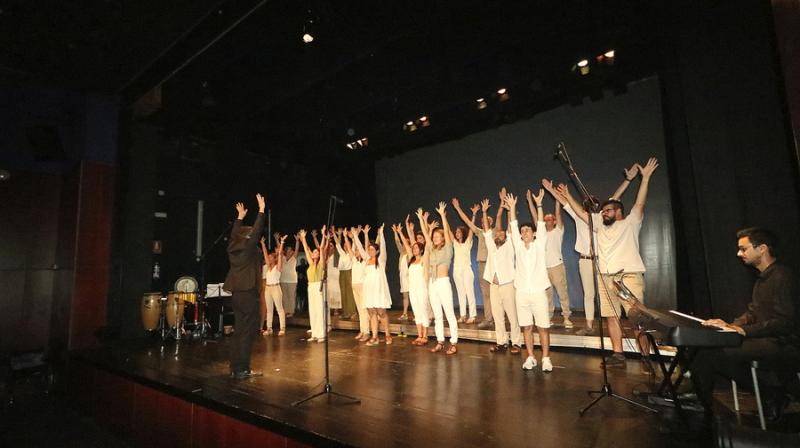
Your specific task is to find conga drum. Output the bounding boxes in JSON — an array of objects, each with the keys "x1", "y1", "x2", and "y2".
[
  {"x1": 166, "y1": 291, "x2": 186, "y2": 329},
  {"x1": 141, "y1": 292, "x2": 162, "y2": 331}
]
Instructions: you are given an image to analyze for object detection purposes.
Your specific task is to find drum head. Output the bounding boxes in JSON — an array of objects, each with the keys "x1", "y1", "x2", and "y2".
[{"x1": 174, "y1": 276, "x2": 198, "y2": 293}]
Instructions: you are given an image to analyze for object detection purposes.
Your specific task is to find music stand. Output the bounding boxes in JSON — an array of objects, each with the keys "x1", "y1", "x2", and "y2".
[
  {"x1": 553, "y1": 142, "x2": 657, "y2": 415},
  {"x1": 293, "y1": 195, "x2": 361, "y2": 407}
]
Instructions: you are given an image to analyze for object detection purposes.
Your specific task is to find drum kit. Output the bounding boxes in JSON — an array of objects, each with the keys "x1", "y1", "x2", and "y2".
[{"x1": 140, "y1": 275, "x2": 213, "y2": 341}]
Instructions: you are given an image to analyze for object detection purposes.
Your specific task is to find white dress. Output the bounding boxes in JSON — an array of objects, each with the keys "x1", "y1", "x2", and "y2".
[
  {"x1": 326, "y1": 256, "x2": 342, "y2": 308},
  {"x1": 363, "y1": 230, "x2": 392, "y2": 309}
]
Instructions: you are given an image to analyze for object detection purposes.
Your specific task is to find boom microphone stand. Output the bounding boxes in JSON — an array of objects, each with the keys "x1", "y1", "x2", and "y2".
[
  {"x1": 293, "y1": 195, "x2": 361, "y2": 407},
  {"x1": 553, "y1": 142, "x2": 657, "y2": 415}
]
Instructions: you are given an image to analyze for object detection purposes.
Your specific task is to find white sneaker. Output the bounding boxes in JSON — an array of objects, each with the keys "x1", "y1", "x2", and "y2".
[
  {"x1": 563, "y1": 317, "x2": 574, "y2": 329},
  {"x1": 542, "y1": 357, "x2": 553, "y2": 372},
  {"x1": 522, "y1": 356, "x2": 537, "y2": 370}
]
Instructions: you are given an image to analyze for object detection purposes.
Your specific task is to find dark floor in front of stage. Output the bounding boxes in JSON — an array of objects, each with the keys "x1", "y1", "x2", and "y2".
[{"x1": 69, "y1": 327, "x2": 773, "y2": 448}]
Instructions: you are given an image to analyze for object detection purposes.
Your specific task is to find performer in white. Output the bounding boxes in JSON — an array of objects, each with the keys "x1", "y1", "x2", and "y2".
[
  {"x1": 482, "y1": 193, "x2": 522, "y2": 354},
  {"x1": 279, "y1": 233, "x2": 299, "y2": 318},
  {"x1": 539, "y1": 196, "x2": 573, "y2": 329},
  {"x1": 298, "y1": 227, "x2": 329, "y2": 343},
  {"x1": 259, "y1": 235, "x2": 287, "y2": 336},
  {"x1": 392, "y1": 224, "x2": 412, "y2": 321},
  {"x1": 503, "y1": 190, "x2": 553, "y2": 371},
  {"x1": 396, "y1": 222, "x2": 431, "y2": 345},
  {"x1": 362, "y1": 224, "x2": 393, "y2": 346},
  {"x1": 348, "y1": 227, "x2": 371, "y2": 341}
]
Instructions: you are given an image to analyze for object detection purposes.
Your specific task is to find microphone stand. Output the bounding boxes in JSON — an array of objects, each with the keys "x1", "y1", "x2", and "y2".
[
  {"x1": 553, "y1": 142, "x2": 657, "y2": 415},
  {"x1": 293, "y1": 195, "x2": 360, "y2": 407}
]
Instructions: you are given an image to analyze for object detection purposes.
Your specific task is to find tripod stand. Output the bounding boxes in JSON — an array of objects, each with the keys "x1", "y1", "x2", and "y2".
[
  {"x1": 553, "y1": 142, "x2": 657, "y2": 415},
  {"x1": 293, "y1": 195, "x2": 361, "y2": 407}
]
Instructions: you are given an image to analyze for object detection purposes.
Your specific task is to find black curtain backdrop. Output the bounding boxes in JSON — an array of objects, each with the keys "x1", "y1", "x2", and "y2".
[{"x1": 376, "y1": 76, "x2": 676, "y2": 312}]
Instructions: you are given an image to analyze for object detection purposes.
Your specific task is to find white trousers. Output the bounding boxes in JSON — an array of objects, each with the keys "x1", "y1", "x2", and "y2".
[
  {"x1": 453, "y1": 264, "x2": 477, "y2": 318},
  {"x1": 308, "y1": 281, "x2": 325, "y2": 339},
  {"x1": 264, "y1": 284, "x2": 285, "y2": 330},
  {"x1": 490, "y1": 282, "x2": 521, "y2": 346},
  {"x1": 579, "y1": 257, "x2": 595, "y2": 321},
  {"x1": 352, "y1": 283, "x2": 370, "y2": 335},
  {"x1": 429, "y1": 277, "x2": 458, "y2": 343}
]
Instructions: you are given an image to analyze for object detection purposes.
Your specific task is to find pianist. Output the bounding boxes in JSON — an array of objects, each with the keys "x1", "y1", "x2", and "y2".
[{"x1": 692, "y1": 227, "x2": 798, "y2": 419}]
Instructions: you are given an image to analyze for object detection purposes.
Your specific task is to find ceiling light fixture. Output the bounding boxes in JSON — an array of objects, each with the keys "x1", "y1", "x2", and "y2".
[{"x1": 476, "y1": 98, "x2": 487, "y2": 110}]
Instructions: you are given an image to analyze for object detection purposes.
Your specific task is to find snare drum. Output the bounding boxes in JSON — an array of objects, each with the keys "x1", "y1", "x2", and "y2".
[
  {"x1": 141, "y1": 292, "x2": 162, "y2": 331},
  {"x1": 166, "y1": 291, "x2": 186, "y2": 329}
]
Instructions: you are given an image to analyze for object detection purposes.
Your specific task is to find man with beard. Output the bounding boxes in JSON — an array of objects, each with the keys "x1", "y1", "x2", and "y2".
[{"x1": 558, "y1": 158, "x2": 659, "y2": 367}]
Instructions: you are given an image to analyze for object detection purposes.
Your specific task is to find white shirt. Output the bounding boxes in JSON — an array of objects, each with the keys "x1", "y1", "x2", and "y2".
[
  {"x1": 351, "y1": 258, "x2": 366, "y2": 284},
  {"x1": 544, "y1": 225, "x2": 565, "y2": 268},
  {"x1": 509, "y1": 220, "x2": 550, "y2": 293},
  {"x1": 263, "y1": 265, "x2": 281, "y2": 284},
  {"x1": 483, "y1": 229, "x2": 515, "y2": 285},
  {"x1": 593, "y1": 211, "x2": 646, "y2": 274},
  {"x1": 453, "y1": 237, "x2": 473, "y2": 268},
  {"x1": 563, "y1": 204, "x2": 593, "y2": 255},
  {"x1": 336, "y1": 243, "x2": 353, "y2": 270},
  {"x1": 280, "y1": 256, "x2": 298, "y2": 283}
]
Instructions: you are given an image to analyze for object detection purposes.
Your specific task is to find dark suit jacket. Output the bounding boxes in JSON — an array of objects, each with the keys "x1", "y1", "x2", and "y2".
[{"x1": 223, "y1": 212, "x2": 265, "y2": 293}]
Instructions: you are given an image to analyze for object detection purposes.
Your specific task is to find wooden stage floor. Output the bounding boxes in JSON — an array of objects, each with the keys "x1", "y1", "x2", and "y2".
[{"x1": 74, "y1": 326, "x2": 718, "y2": 448}]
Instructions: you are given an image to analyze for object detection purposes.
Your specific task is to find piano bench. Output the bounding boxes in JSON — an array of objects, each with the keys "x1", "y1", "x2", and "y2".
[{"x1": 731, "y1": 360, "x2": 800, "y2": 431}]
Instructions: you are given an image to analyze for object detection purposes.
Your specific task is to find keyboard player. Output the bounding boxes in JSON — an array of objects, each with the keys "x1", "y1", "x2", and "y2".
[{"x1": 691, "y1": 227, "x2": 799, "y2": 419}]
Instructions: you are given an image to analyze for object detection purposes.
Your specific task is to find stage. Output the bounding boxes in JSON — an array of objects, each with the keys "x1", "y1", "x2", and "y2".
[{"x1": 66, "y1": 325, "x2": 722, "y2": 448}]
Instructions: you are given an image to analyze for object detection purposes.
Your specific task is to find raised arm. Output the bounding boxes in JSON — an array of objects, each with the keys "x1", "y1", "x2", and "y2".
[
  {"x1": 555, "y1": 200, "x2": 563, "y2": 228},
  {"x1": 351, "y1": 227, "x2": 368, "y2": 259},
  {"x1": 525, "y1": 189, "x2": 538, "y2": 222},
  {"x1": 276, "y1": 235, "x2": 287, "y2": 270},
  {"x1": 555, "y1": 182, "x2": 589, "y2": 224},
  {"x1": 289, "y1": 234, "x2": 299, "y2": 260},
  {"x1": 311, "y1": 229, "x2": 321, "y2": 249},
  {"x1": 392, "y1": 224, "x2": 405, "y2": 255},
  {"x1": 259, "y1": 237, "x2": 269, "y2": 262},
  {"x1": 436, "y1": 201, "x2": 452, "y2": 243},
  {"x1": 378, "y1": 224, "x2": 387, "y2": 266},
  {"x1": 319, "y1": 226, "x2": 329, "y2": 261},
  {"x1": 480, "y1": 199, "x2": 492, "y2": 232},
  {"x1": 298, "y1": 229, "x2": 312, "y2": 257},
  {"x1": 495, "y1": 187, "x2": 506, "y2": 230},
  {"x1": 415, "y1": 208, "x2": 433, "y2": 247},
  {"x1": 451, "y1": 198, "x2": 482, "y2": 234},
  {"x1": 630, "y1": 157, "x2": 659, "y2": 219},
  {"x1": 404, "y1": 215, "x2": 417, "y2": 246},
  {"x1": 610, "y1": 162, "x2": 641, "y2": 200}
]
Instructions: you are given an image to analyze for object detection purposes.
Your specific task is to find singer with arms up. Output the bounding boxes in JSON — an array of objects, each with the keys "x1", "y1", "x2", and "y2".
[
  {"x1": 557, "y1": 158, "x2": 659, "y2": 368},
  {"x1": 224, "y1": 194, "x2": 266, "y2": 379}
]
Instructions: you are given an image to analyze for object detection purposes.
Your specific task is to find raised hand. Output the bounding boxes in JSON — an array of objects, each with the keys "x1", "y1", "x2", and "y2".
[
  {"x1": 470, "y1": 203, "x2": 480, "y2": 214},
  {"x1": 256, "y1": 193, "x2": 265, "y2": 212},
  {"x1": 280, "y1": 234, "x2": 288, "y2": 243},
  {"x1": 415, "y1": 208, "x2": 424, "y2": 219},
  {"x1": 503, "y1": 192, "x2": 518, "y2": 208},
  {"x1": 533, "y1": 188, "x2": 545, "y2": 206},
  {"x1": 378, "y1": 223, "x2": 385, "y2": 233},
  {"x1": 298, "y1": 229, "x2": 307, "y2": 238},
  {"x1": 555, "y1": 183, "x2": 569, "y2": 197},
  {"x1": 321, "y1": 225, "x2": 327, "y2": 235},
  {"x1": 430, "y1": 220, "x2": 440, "y2": 230},
  {"x1": 498, "y1": 187, "x2": 507, "y2": 201},
  {"x1": 639, "y1": 157, "x2": 659, "y2": 178},
  {"x1": 260, "y1": 236, "x2": 266, "y2": 245},
  {"x1": 311, "y1": 229, "x2": 318, "y2": 238},
  {"x1": 436, "y1": 201, "x2": 447, "y2": 215},
  {"x1": 364, "y1": 224, "x2": 371, "y2": 233},
  {"x1": 451, "y1": 197, "x2": 460, "y2": 208},
  {"x1": 235, "y1": 202, "x2": 247, "y2": 219},
  {"x1": 624, "y1": 163, "x2": 641, "y2": 181},
  {"x1": 481, "y1": 198, "x2": 491, "y2": 212},
  {"x1": 541, "y1": 178, "x2": 556, "y2": 193}
]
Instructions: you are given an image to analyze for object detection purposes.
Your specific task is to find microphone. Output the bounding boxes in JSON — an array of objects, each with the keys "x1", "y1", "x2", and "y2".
[
  {"x1": 331, "y1": 195, "x2": 344, "y2": 204},
  {"x1": 553, "y1": 141, "x2": 565, "y2": 160}
]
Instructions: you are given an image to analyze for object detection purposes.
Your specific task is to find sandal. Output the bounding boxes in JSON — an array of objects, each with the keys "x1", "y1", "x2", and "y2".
[
  {"x1": 278, "y1": 330, "x2": 285, "y2": 336},
  {"x1": 430, "y1": 342, "x2": 444, "y2": 353},
  {"x1": 385, "y1": 336, "x2": 393, "y2": 345},
  {"x1": 446, "y1": 344, "x2": 458, "y2": 355},
  {"x1": 399, "y1": 313, "x2": 408, "y2": 321},
  {"x1": 365, "y1": 338, "x2": 379, "y2": 346},
  {"x1": 354, "y1": 333, "x2": 363, "y2": 339},
  {"x1": 359, "y1": 335, "x2": 371, "y2": 342}
]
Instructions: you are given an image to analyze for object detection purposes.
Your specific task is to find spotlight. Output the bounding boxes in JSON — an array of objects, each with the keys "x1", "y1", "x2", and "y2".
[
  {"x1": 604, "y1": 49, "x2": 615, "y2": 58},
  {"x1": 302, "y1": 32, "x2": 314, "y2": 43},
  {"x1": 577, "y1": 59, "x2": 590, "y2": 75},
  {"x1": 496, "y1": 88, "x2": 510, "y2": 102},
  {"x1": 0, "y1": 169, "x2": 9, "y2": 181},
  {"x1": 418, "y1": 116, "x2": 430, "y2": 128},
  {"x1": 404, "y1": 121, "x2": 417, "y2": 132},
  {"x1": 345, "y1": 137, "x2": 368, "y2": 149},
  {"x1": 600, "y1": 49, "x2": 615, "y2": 65},
  {"x1": 302, "y1": 13, "x2": 315, "y2": 43},
  {"x1": 476, "y1": 98, "x2": 487, "y2": 110}
]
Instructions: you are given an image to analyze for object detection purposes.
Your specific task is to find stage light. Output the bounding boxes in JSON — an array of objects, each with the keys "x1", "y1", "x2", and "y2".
[
  {"x1": 302, "y1": 14, "x2": 315, "y2": 43},
  {"x1": 418, "y1": 116, "x2": 430, "y2": 128},
  {"x1": 577, "y1": 59, "x2": 590, "y2": 75},
  {"x1": 604, "y1": 50, "x2": 615, "y2": 58},
  {"x1": 496, "y1": 88, "x2": 510, "y2": 102},
  {"x1": 404, "y1": 121, "x2": 417, "y2": 132},
  {"x1": 0, "y1": 169, "x2": 9, "y2": 181},
  {"x1": 476, "y1": 98, "x2": 487, "y2": 110},
  {"x1": 302, "y1": 32, "x2": 314, "y2": 43}
]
